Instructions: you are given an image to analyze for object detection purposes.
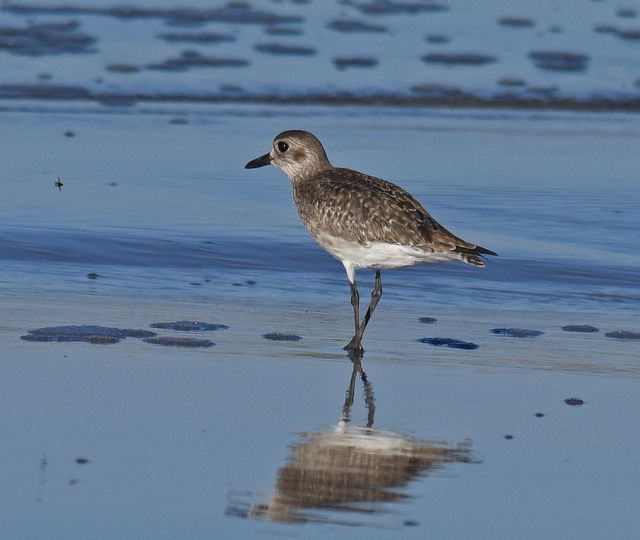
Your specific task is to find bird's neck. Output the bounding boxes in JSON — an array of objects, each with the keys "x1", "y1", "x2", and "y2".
[{"x1": 280, "y1": 152, "x2": 332, "y2": 183}]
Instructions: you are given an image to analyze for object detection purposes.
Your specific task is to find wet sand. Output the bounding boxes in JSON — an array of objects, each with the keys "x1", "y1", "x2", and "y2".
[
  {"x1": 1, "y1": 102, "x2": 639, "y2": 538},
  {"x1": 2, "y1": 289, "x2": 640, "y2": 537},
  {"x1": 2, "y1": 0, "x2": 640, "y2": 109},
  {"x1": 2, "y1": 0, "x2": 640, "y2": 535}
]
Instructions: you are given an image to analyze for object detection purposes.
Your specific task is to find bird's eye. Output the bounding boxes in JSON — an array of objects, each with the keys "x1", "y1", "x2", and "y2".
[{"x1": 277, "y1": 141, "x2": 289, "y2": 153}]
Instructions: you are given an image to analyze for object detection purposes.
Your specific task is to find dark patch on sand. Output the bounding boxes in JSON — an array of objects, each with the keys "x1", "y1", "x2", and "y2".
[
  {"x1": 123, "y1": 329, "x2": 159, "y2": 338},
  {"x1": 593, "y1": 23, "x2": 618, "y2": 34},
  {"x1": 2, "y1": 84, "x2": 640, "y2": 112},
  {"x1": 491, "y1": 328, "x2": 544, "y2": 337},
  {"x1": 263, "y1": 332, "x2": 302, "y2": 341},
  {"x1": 106, "y1": 64, "x2": 141, "y2": 73},
  {"x1": 411, "y1": 83, "x2": 471, "y2": 99},
  {"x1": 151, "y1": 321, "x2": 228, "y2": 331},
  {"x1": 0, "y1": 21, "x2": 95, "y2": 56},
  {"x1": 564, "y1": 397, "x2": 584, "y2": 406},
  {"x1": 144, "y1": 336, "x2": 214, "y2": 347},
  {"x1": 356, "y1": 1, "x2": 449, "y2": 15},
  {"x1": 254, "y1": 43, "x2": 316, "y2": 56},
  {"x1": 89, "y1": 336, "x2": 119, "y2": 344},
  {"x1": 229, "y1": 278, "x2": 256, "y2": 286},
  {"x1": 592, "y1": 23, "x2": 640, "y2": 40},
  {"x1": 265, "y1": 27, "x2": 304, "y2": 36},
  {"x1": 146, "y1": 51, "x2": 249, "y2": 71},
  {"x1": 616, "y1": 8, "x2": 636, "y2": 19},
  {"x1": 0, "y1": 83, "x2": 91, "y2": 99},
  {"x1": 616, "y1": 28, "x2": 640, "y2": 40},
  {"x1": 562, "y1": 325, "x2": 599, "y2": 333},
  {"x1": 528, "y1": 51, "x2": 589, "y2": 72},
  {"x1": 3, "y1": 3, "x2": 303, "y2": 25},
  {"x1": 604, "y1": 330, "x2": 640, "y2": 340},
  {"x1": 158, "y1": 31, "x2": 235, "y2": 44},
  {"x1": 327, "y1": 19, "x2": 387, "y2": 33},
  {"x1": 424, "y1": 34, "x2": 450, "y2": 44},
  {"x1": 98, "y1": 95, "x2": 136, "y2": 106},
  {"x1": 499, "y1": 77, "x2": 526, "y2": 87},
  {"x1": 422, "y1": 53, "x2": 497, "y2": 66},
  {"x1": 418, "y1": 337, "x2": 479, "y2": 350},
  {"x1": 21, "y1": 325, "x2": 157, "y2": 344},
  {"x1": 333, "y1": 57, "x2": 378, "y2": 70},
  {"x1": 498, "y1": 16, "x2": 535, "y2": 28},
  {"x1": 418, "y1": 316, "x2": 437, "y2": 324}
]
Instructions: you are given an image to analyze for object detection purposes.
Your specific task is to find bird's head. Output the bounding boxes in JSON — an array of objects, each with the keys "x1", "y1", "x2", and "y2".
[{"x1": 245, "y1": 130, "x2": 332, "y2": 182}]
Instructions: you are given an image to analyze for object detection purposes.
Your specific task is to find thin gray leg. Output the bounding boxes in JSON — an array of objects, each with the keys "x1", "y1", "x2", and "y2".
[
  {"x1": 358, "y1": 270, "x2": 382, "y2": 337},
  {"x1": 344, "y1": 281, "x2": 363, "y2": 352},
  {"x1": 350, "y1": 281, "x2": 360, "y2": 335}
]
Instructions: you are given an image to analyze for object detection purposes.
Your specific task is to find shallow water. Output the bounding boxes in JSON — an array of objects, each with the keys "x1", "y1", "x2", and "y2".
[
  {"x1": 1, "y1": 101, "x2": 639, "y2": 539},
  {"x1": 2, "y1": 2, "x2": 640, "y2": 537},
  {"x1": 1, "y1": 103, "x2": 638, "y2": 313}
]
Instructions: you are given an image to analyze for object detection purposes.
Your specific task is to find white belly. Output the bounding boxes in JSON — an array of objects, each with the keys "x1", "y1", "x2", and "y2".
[{"x1": 314, "y1": 232, "x2": 455, "y2": 270}]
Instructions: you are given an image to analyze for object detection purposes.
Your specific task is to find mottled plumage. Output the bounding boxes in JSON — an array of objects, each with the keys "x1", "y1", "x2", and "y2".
[
  {"x1": 246, "y1": 130, "x2": 496, "y2": 352},
  {"x1": 292, "y1": 168, "x2": 490, "y2": 266}
]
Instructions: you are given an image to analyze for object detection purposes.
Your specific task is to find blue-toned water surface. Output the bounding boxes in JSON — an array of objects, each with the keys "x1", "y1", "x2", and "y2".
[
  {"x1": 1, "y1": 103, "x2": 638, "y2": 313},
  {"x1": 1, "y1": 1, "x2": 640, "y2": 538}
]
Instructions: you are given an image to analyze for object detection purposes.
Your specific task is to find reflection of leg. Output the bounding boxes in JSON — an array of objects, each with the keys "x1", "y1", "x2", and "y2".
[
  {"x1": 342, "y1": 349, "x2": 374, "y2": 427},
  {"x1": 360, "y1": 365, "x2": 376, "y2": 428},
  {"x1": 359, "y1": 270, "x2": 382, "y2": 338},
  {"x1": 341, "y1": 350, "x2": 361, "y2": 424}
]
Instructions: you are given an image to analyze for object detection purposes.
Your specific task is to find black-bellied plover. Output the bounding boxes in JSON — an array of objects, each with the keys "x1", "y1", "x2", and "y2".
[{"x1": 246, "y1": 130, "x2": 496, "y2": 352}]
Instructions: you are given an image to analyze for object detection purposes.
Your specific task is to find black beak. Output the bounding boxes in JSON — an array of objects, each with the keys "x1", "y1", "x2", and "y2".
[{"x1": 245, "y1": 152, "x2": 271, "y2": 169}]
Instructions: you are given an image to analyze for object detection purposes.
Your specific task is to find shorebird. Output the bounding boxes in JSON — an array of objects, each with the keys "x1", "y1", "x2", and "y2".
[{"x1": 246, "y1": 130, "x2": 496, "y2": 352}]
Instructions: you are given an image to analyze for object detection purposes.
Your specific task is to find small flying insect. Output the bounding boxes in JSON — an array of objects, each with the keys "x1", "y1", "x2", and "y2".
[{"x1": 54, "y1": 176, "x2": 63, "y2": 191}]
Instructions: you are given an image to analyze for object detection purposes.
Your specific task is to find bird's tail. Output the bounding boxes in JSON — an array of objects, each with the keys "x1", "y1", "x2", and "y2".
[{"x1": 457, "y1": 245, "x2": 497, "y2": 267}]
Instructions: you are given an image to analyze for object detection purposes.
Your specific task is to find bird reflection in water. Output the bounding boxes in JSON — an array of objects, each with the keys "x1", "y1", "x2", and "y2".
[{"x1": 228, "y1": 351, "x2": 473, "y2": 526}]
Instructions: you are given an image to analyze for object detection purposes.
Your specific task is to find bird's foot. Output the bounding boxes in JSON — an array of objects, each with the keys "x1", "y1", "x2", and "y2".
[{"x1": 344, "y1": 335, "x2": 364, "y2": 354}]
